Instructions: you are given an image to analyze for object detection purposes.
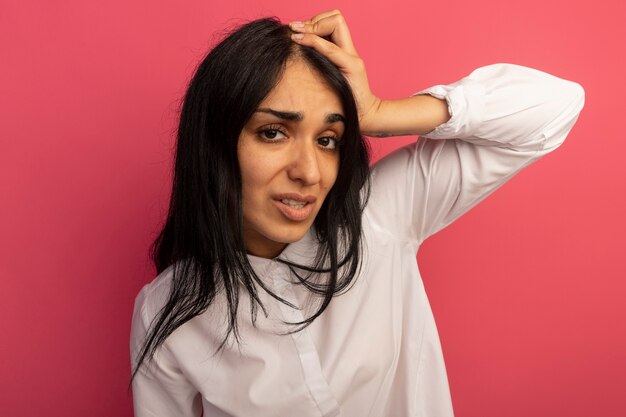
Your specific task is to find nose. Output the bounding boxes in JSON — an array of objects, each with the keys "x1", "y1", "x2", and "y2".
[{"x1": 287, "y1": 139, "x2": 321, "y2": 186}]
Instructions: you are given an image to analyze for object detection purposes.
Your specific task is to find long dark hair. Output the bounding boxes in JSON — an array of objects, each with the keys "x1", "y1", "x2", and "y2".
[{"x1": 130, "y1": 16, "x2": 371, "y2": 383}]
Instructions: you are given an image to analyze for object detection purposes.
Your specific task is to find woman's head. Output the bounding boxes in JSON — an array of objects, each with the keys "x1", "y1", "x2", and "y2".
[
  {"x1": 169, "y1": 16, "x2": 370, "y2": 261},
  {"x1": 238, "y1": 58, "x2": 344, "y2": 258},
  {"x1": 133, "y1": 16, "x2": 370, "y2": 385}
]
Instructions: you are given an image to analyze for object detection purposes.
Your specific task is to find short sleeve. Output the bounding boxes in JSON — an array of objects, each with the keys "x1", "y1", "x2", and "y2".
[{"x1": 365, "y1": 63, "x2": 585, "y2": 244}]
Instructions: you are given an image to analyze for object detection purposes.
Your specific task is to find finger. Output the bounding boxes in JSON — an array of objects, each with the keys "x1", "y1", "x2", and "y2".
[
  {"x1": 290, "y1": 32, "x2": 355, "y2": 71},
  {"x1": 308, "y1": 9, "x2": 342, "y2": 24},
  {"x1": 290, "y1": 11, "x2": 357, "y2": 56},
  {"x1": 288, "y1": 9, "x2": 341, "y2": 33},
  {"x1": 289, "y1": 9, "x2": 341, "y2": 34}
]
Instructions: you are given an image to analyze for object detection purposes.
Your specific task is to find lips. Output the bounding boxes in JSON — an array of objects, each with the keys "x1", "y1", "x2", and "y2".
[
  {"x1": 272, "y1": 193, "x2": 316, "y2": 221},
  {"x1": 281, "y1": 198, "x2": 307, "y2": 209}
]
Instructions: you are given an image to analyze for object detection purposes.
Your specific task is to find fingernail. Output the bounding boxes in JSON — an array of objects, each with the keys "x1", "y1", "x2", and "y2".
[
  {"x1": 291, "y1": 33, "x2": 304, "y2": 41},
  {"x1": 289, "y1": 21, "x2": 305, "y2": 30}
]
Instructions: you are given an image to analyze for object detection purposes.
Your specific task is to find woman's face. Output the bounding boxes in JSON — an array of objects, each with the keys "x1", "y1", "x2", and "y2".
[{"x1": 238, "y1": 59, "x2": 344, "y2": 258}]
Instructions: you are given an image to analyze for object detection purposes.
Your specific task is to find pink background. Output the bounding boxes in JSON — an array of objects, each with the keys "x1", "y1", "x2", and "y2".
[{"x1": 1, "y1": 0, "x2": 624, "y2": 415}]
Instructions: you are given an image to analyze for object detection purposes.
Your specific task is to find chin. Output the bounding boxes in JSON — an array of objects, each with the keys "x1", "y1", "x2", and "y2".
[
  {"x1": 242, "y1": 211, "x2": 318, "y2": 258},
  {"x1": 267, "y1": 223, "x2": 311, "y2": 243}
]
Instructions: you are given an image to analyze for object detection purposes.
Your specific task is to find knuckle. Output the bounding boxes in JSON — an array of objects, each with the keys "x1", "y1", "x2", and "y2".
[
  {"x1": 329, "y1": 10, "x2": 346, "y2": 25},
  {"x1": 309, "y1": 35, "x2": 323, "y2": 47}
]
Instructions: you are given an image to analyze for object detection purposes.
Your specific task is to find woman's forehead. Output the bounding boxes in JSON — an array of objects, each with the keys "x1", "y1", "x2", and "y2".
[{"x1": 257, "y1": 60, "x2": 344, "y2": 117}]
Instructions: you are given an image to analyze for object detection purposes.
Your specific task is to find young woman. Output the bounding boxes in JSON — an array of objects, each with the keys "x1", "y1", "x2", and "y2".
[{"x1": 130, "y1": 9, "x2": 585, "y2": 417}]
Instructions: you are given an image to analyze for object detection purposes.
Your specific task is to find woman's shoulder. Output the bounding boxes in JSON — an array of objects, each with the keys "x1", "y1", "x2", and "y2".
[
  {"x1": 133, "y1": 264, "x2": 176, "y2": 321},
  {"x1": 131, "y1": 263, "x2": 230, "y2": 358}
]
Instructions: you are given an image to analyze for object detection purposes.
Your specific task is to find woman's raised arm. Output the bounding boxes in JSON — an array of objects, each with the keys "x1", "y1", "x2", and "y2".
[
  {"x1": 291, "y1": 10, "x2": 585, "y2": 244},
  {"x1": 366, "y1": 63, "x2": 585, "y2": 243},
  {"x1": 289, "y1": 9, "x2": 452, "y2": 137}
]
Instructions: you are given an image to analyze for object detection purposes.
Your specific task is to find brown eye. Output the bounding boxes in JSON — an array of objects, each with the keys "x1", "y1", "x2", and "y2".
[
  {"x1": 317, "y1": 136, "x2": 338, "y2": 150},
  {"x1": 257, "y1": 127, "x2": 287, "y2": 141},
  {"x1": 263, "y1": 130, "x2": 280, "y2": 139}
]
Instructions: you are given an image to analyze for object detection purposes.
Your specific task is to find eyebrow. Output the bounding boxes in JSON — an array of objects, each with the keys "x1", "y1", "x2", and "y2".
[{"x1": 255, "y1": 107, "x2": 345, "y2": 124}]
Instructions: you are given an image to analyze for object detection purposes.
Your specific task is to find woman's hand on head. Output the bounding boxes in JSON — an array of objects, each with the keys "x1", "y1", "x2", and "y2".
[
  {"x1": 289, "y1": 10, "x2": 382, "y2": 135},
  {"x1": 290, "y1": 11, "x2": 450, "y2": 138}
]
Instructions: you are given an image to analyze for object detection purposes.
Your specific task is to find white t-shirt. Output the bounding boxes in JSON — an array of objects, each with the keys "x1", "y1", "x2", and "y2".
[{"x1": 130, "y1": 63, "x2": 584, "y2": 417}]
